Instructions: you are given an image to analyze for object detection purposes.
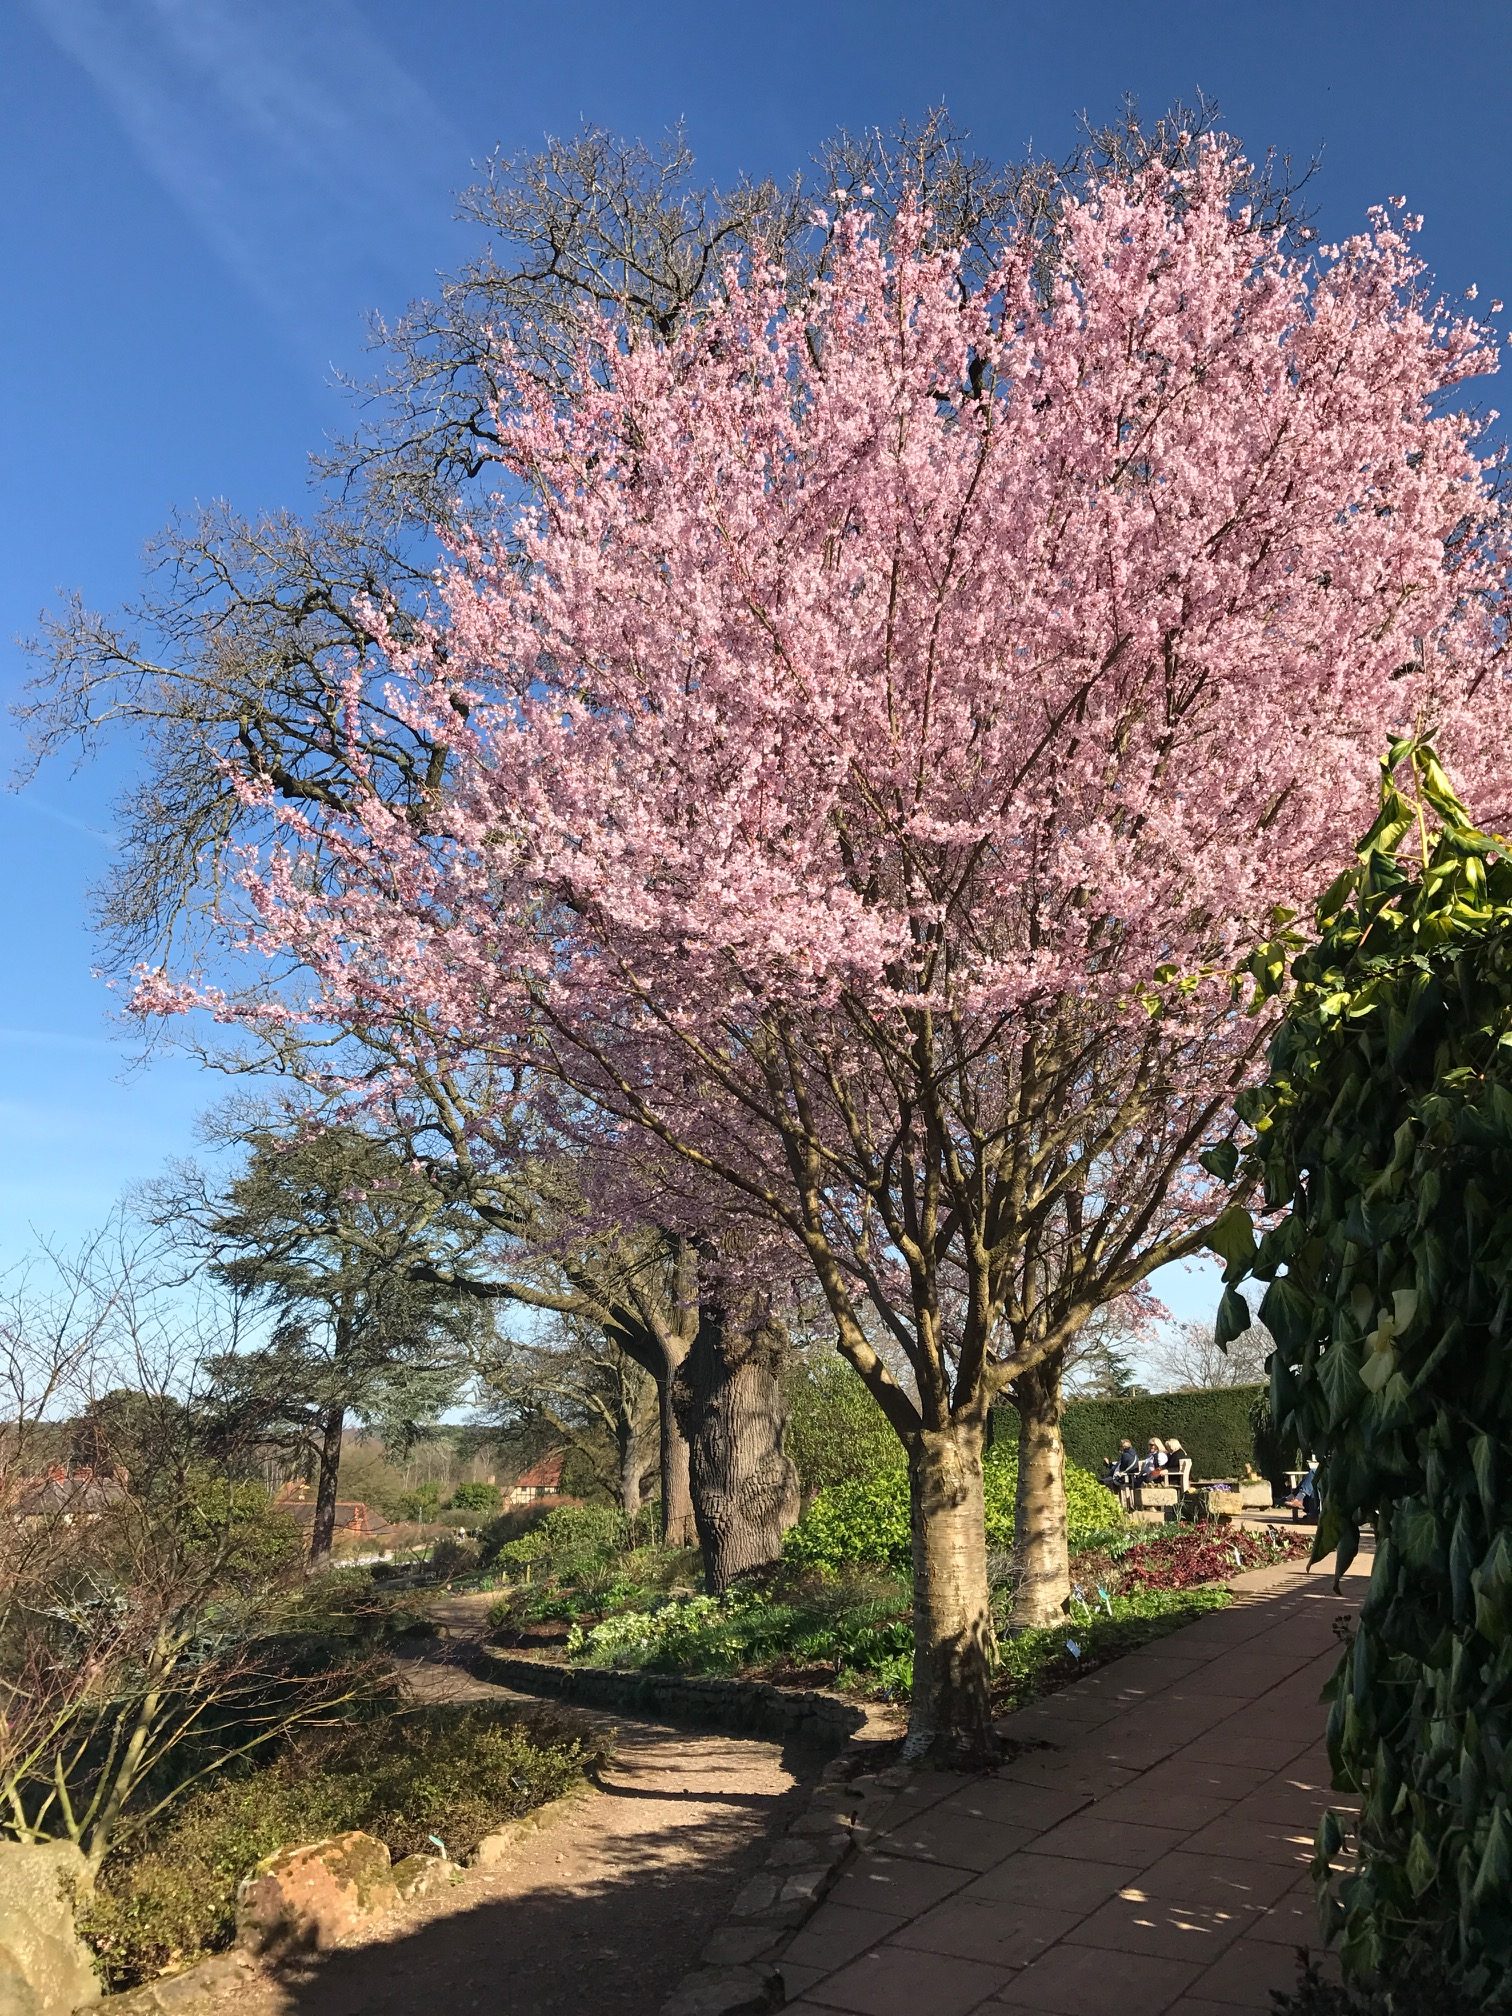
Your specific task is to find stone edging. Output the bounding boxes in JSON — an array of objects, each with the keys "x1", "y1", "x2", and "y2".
[
  {"x1": 659, "y1": 1749, "x2": 914, "y2": 2016},
  {"x1": 94, "y1": 1788, "x2": 593, "y2": 2011},
  {"x1": 474, "y1": 1646, "x2": 886, "y2": 1750},
  {"x1": 472, "y1": 1642, "x2": 906, "y2": 2016}
]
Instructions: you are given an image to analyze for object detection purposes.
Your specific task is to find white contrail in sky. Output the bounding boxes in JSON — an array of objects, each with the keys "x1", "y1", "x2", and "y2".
[
  {"x1": 0, "y1": 1027, "x2": 118, "y2": 1052},
  {"x1": 25, "y1": 0, "x2": 469, "y2": 358},
  {"x1": 2, "y1": 794, "x2": 117, "y2": 846}
]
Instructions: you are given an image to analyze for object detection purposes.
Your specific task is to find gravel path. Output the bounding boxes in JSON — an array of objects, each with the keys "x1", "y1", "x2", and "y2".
[{"x1": 199, "y1": 1593, "x2": 808, "y2": 2016}]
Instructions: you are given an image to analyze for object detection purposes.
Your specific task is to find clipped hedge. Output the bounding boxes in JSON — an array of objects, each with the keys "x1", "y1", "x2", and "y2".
[
  {"x1": 1054, "y1": 1384, "x2": 1266, "y2": 1481},
  {"x1": 782, "y1": 1447, "x2": 1120, "y2": 1576}
]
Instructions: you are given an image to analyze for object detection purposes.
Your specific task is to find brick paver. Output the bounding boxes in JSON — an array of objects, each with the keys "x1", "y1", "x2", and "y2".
[{"x1": 779, "y1": 1558, "x2": 1365, "y2": 2015}]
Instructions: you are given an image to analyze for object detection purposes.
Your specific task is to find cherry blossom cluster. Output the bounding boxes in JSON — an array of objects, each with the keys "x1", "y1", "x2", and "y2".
[{"x1": 138, "y1": 139, "x2": 1512, "y2": 1369}]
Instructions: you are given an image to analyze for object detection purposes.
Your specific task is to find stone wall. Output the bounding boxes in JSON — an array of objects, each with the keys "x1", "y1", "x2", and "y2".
[{"x1": 474, "y1": 1648, "x2": 883, "y2": 1751}]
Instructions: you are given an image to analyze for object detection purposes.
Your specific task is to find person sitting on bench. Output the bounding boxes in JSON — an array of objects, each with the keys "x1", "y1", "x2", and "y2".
[
  {"x1": 1286, "y1": 1457, "x2": 1321, "y2": 1522},
  {"x1": 1141, "y1": 1438, "x2": 1169, "y2": 1482},
  {"x1": 1164, "y1": 1438, "x2": 1192, "y2": 1492},
  {"x1": 1102, "y1": 1440, "x2": 1141, "y2": 1502},
  {"x1": 1105, "y1": 1440, "x2": 1140, "y2": 1485}
]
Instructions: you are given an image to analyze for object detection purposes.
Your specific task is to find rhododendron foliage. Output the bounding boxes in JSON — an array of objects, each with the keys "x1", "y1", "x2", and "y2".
[{"x1": 140, "y1": 139, "x2": 1512, "y2": 1749}]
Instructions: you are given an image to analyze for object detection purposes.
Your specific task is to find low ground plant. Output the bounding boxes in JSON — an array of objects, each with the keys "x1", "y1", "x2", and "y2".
[
  {"x1": 563, "y1": 1568, "x2": 911, "y2": 1683},
  {"x1": 79, "y1": 1703, "x2": 594, "y2": 1990},
  {"x1": 1071, "y1": 1523, "x2": 1309, "y2": 1597},
  {"x1": 559, "y1": 1523, "x2": 1308, "y2": 1704},
  {"x1": 486, "y1": 1510, "x2": 700, "y2": 1635},
  {"x1": 449, "y1": 1481, "x2": 502, "y2": 1515}
]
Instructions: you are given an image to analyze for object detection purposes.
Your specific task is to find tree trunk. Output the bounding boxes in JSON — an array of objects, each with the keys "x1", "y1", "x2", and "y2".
[
  {"x1": 659, "y1": 1375, "x2": 697, "y2": 1548},
  {"x1": 616, "y1": 1407, "x2": 650, "y2": 1524},
  {"x1": 674, "y1": 1289, "x2": 801, "y2": 1593},
  {"x1": 310, "y1": 1403, "x2": 345, "y2": 1562},
  {"x1": 906, "y1": 1422, "x2": 998, "y2": 1764},
  {"x1": 1009, "y1": 1354, "x2": 1071, "y2": 1629}
]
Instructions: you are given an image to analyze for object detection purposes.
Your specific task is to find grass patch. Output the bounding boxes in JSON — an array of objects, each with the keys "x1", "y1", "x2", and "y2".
[{"x1": 80, "y1": 1703, "x2": 595, "y2": 1991}]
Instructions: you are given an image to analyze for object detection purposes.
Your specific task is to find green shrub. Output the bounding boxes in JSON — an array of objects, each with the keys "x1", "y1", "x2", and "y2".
[
  {"x1": 476, "y1": 1504, "x2": 551, "y2": 1564},
  {"x1": 1226, "y1": 747, "x2": 1512, "y2": 1999},
  {"x1": 428, "y1": 1535, "x2": 480, "y2": 1580},
  {"x1": 785, "y1": 1356, "x2": 903, "y2": 1492},
  {"x1": 394, "y1": 1482, "x2": 443, "y2": 1522},
  {"x1": 80, "y1": 1704, "x2": 590, "y2": 1989},
  {"x1": 781, "y1": 1447, "x2": 1120, "y2": 1575},
  {"x1": 1055, "y1": 1384, "x2": 1266, "y2": 1481},
  {"x1": 1248, "y1": 1386, "x2": 1301, "y2": 1494},
  {"x1": 450, "y1": 1481, "x2": 502, "y2": 1515},
  {"x1": 1269, "y1": 1954, "x2": 1509, "y2": 2015},
  {"x1": 534, "y1": 1501, "x2": 625, "y2": 1557}
]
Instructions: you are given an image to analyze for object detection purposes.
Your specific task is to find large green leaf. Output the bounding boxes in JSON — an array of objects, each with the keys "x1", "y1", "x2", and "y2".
[
  {"x1": 1259, "y1": 1273, "x2": 1317, "y2": 1357},
  {"x1": 1205, "y1": 1203, "x2": 1257, "y2": 1274},
  {"x1": 1211, "y1": 745, "x2": 1512, "y2": 1997}
]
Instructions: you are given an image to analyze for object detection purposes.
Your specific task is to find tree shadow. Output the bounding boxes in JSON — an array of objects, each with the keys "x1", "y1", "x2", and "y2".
[{"x1": 255, "y1": 1746, "x2": 812, "y2": 2016}]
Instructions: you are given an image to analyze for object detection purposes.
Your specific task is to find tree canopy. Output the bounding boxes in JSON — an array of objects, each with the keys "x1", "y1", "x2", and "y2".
[{"x1": 132, "y1": 139, "x2": 1512, "y2": 1749}]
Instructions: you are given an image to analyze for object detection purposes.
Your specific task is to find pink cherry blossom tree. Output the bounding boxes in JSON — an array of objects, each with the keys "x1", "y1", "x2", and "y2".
[{"x1": 145, "y1": 139, "x2": 1512, "y2": 1757}]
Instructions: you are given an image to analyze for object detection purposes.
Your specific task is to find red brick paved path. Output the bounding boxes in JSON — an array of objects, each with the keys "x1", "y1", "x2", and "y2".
[{"x1": 778, "y1": 1559, "x2": 1365, "y2": 2016}]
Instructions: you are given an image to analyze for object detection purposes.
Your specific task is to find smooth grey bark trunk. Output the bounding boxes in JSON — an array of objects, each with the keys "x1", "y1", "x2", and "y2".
[
  {"x1": 904, "y1": 1422, "x2": 998, "y2": 1763},
  {"x1": 1009, "y1": 1353, "x2": 1071, "y2": 1629},
  {"x1": 659, "y1": 1373, "x2": 697, "y2": 1549},
  {"x1": 674, "y1": 1290, "x2": 800, "y2": 1593},
  {"x1": 310, "y1": 1402, "x2": 345, "y2": 1562},
  {"x1": 616, "y1": 1406, "x2": 652, "y2": 1523}
]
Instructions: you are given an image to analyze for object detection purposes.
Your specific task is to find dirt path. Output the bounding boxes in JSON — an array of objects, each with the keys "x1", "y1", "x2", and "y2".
[{"x1": 208, "y1": 1594, "x2": 808, "y2": 2016}]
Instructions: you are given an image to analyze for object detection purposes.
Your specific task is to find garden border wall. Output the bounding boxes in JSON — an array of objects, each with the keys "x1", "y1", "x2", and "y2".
[{"x1": 474, "y1": 1647, "x2": 887, "y2": 1751}]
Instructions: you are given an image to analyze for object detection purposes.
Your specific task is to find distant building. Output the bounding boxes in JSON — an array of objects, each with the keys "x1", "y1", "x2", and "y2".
[
  {"x1": 506, "y1": 1452, "x2": 569, "y2": 1504},
  {"x1": 12, "y1": 1465, "x2": 128, "y2": 1523},
  {"x1": 274, "y1": 1482, "x2": 392, "y2": 1546}
]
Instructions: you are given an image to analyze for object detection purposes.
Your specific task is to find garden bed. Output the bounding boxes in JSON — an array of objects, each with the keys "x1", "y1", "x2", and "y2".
[
  {"x1": 80, "y1": 1701, "x2": 599, "y2": 1991},
  {"x1": 496, "y1": 1523, "x2": 1312, "y2": 1718}
]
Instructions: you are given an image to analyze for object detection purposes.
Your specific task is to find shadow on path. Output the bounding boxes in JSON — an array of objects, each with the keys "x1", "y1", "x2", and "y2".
[{"x1": 209, "y1": 1629, "x2": 813, "y2": 2016}]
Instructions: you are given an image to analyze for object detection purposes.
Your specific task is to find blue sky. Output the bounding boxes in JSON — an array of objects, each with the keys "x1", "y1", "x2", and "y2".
[{"x1": 2, "y1": 0, "x2": 1509, "y2": 1327}]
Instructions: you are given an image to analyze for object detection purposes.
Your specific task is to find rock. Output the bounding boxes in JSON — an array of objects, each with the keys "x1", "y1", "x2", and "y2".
[
  {"x1": 0, "y1": 1962, "x2": 44, "y2": 2016},
  {"x1": 789, "y1": 1808, "x2": 854, "y2": 1840},
  {"x1": 727, "y1": 1873, "x2": 780, "y2": 1921},
  {"x1": 391, "y1": 1854, "x2": 444, "y2": 1901},
  {"x1": 698, "y1": 1927, "x2": 781, "y2": 1968},
  {"x1": 466, "y1": 1829, "x2": 515, "y2": 1870},
  {"x1": 778, "y1": 1866, "x2": 831, "y2": 1907},
  {"x1": 153, "y1": 1953, "x2": 252, "y2": 2010},
  {"x1": 235, "y1": 1832, "x2": 398, "y2": 1958},
  {"x1": 0, "y1": 1840, "x2": 99, "y2": 2016},
  {"x1": 101, "y1": 1950, "x2": 253, "y2": 2014},
  {"x1": 658, "y1": 1964, "x2": 783, "y2": 2016}
]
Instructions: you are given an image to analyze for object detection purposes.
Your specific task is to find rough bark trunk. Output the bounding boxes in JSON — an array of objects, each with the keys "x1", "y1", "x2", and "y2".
[
  {"x1": 310, "y1": 1403, "x2": 345, "y2": 1562},
  {"x1": 905, "y1": 1422, "x2": 998, "y2": 1764},
  {"x1": 1009, "y1": 1354, "x2": 1071, "y2": 1629},
  {"x1": 674, "y1": 1292, "x2": 800, "y2": 1593},
  {"x1": 659, "y1": 1373, "x2": 697, "y2": 1549}
]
